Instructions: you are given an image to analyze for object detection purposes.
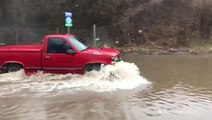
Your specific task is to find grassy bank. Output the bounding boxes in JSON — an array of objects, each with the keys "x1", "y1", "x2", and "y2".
[{"x1": 112, "y1": 42, "x2": 212, "y2": 55}]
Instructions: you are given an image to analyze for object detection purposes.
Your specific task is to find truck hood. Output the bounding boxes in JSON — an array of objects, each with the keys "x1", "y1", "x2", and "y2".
[{"x1": 82, "y1": 47, "x2": 120, "y2": 57}]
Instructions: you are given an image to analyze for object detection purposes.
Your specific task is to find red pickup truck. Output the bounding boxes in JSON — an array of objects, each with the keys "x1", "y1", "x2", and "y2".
[{"x1": 0, "y1": 34, "x2": 121, "y2": 75}]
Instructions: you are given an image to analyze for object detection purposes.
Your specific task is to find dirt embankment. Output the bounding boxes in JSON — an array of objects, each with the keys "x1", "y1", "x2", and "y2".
[{"x1": 116, "y1": 43, "x2": 212, "y2": 55}]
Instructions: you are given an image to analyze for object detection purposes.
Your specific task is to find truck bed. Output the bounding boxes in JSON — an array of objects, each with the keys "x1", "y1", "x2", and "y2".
[
  {"x1": 0, "y1": 45, "x2": 43, "y2": 72},
  {"x1": 0, "y1": 45, "x2": 42, "y2": 52}
]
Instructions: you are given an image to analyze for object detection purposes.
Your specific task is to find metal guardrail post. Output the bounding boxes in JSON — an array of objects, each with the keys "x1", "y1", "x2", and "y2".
[{"x1": 93, "y1": 24, "x2": 96, "y2": 46}]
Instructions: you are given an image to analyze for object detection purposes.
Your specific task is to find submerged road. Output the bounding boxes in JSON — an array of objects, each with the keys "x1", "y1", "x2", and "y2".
[{"x1": 0, "y1": 54, "x2": 212, "y2": 120}]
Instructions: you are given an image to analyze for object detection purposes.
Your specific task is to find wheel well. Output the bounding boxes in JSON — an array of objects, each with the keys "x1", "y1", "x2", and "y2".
[
  {"x1": 84, "y1": 63, "x2": 102, "y2": 73},
  {"x1": 3, "y1": 63, "x2": 23, "y2": 70},
  {"x1": 84, "y1": 63, "x2": 102, "y2": 68}
]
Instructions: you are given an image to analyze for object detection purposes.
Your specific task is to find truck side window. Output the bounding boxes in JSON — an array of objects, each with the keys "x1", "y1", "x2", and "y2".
[{"x1": 47, "y1": 38, "x2": 73, "y2": 54}]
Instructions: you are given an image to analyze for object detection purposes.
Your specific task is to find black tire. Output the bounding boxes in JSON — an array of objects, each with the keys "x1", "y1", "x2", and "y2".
[
  {"x1": 84, "y1": 64, "x2": 101, "y2": 73},
  {"x1": 3, "y1": 64, "x2": 22, "y2": 73}
]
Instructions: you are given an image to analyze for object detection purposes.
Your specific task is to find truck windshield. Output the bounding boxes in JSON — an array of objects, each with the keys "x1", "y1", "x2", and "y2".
[{"x1": 68, "y1": 37, "x2": 89, "y2": 51}]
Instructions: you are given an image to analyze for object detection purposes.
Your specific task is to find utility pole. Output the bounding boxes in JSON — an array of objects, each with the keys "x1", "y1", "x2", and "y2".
[
  {"x1": 14, "y1": 25, "x2": 18, "y2": 44},
  {"x1": 56, "y1": 27, "x2": 60, "y2": 34},
  {"x1": 67, "y1": 26, "x2": 70, "y2": 34},
  {"x1": 93, "y1": 24, "x2": 96, "y2": 46}
]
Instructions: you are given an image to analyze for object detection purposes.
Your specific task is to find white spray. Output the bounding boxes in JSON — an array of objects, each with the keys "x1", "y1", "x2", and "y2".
[{"x1": 0, "y1": 61, "x2": 151, "y2": 97}]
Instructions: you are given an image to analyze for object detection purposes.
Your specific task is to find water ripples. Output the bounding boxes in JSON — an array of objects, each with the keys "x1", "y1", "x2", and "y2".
[{"x1": 129, "y1": 81, "x2": 212, "y2": 118}]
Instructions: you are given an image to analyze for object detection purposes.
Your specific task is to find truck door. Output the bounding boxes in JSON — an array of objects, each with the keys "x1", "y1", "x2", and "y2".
[{"x1": 42, "y1": 38, "x2": 81, "y2": 74}]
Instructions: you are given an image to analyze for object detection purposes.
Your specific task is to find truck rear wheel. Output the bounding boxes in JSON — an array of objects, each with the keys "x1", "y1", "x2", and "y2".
[
  {"x1": 3, "y1": 64, "x2": 23, "y2": 73},
  {"x1": 84, "y1": 64, "x2": 101, "y2": 73}
]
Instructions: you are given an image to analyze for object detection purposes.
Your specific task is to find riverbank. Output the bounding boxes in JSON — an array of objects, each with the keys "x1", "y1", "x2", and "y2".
[{"x1": 114, "y1": 43, "x2": 212, "y2": 55}]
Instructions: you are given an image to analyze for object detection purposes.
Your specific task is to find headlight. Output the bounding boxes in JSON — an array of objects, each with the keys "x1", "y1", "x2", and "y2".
[{"x1": 112, "y1": 56, "x2": 121, "y2": 64}]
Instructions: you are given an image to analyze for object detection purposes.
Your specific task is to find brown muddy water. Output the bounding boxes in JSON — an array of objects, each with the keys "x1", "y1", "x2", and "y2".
[{"x1": 0, "y1": 53, "x2": 212, "y2": 120}]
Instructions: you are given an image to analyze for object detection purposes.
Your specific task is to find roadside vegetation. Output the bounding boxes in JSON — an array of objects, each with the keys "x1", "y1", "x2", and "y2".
[{"x1": 0, "y1": 0, "x2": 212, "y2": 54}]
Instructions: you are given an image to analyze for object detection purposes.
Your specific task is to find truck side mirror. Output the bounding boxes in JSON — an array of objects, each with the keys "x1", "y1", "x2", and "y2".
[{"x1": 66, "y1": 49, "x2": 76, "y2": 54}]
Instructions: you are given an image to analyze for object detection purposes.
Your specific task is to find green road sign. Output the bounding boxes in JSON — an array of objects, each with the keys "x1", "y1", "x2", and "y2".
[{"x1": 65, "y1": 17, "x2": 73, "y2": 27}]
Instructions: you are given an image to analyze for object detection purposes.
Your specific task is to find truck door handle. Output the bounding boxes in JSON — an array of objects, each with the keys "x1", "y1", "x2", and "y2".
[{"x1": 45, "y1": 56, "x2": 51, "y2": 59}]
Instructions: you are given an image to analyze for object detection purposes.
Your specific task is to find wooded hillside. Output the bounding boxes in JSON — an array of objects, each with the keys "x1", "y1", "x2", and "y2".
[{"x1": 0, "y1": 0, "x2": 211, "y2": 46}]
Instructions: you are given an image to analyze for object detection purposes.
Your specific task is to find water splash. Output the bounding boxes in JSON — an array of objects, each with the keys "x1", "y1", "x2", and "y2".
[{"x1": 0, "y1": 61, "x2": 150, "y2": 97}]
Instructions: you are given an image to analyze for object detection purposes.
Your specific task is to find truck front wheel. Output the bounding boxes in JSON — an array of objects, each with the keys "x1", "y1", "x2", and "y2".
[
  {"x1": 84, "y1": 64, "x2": 101, "y2": 73},
  {"x1": 3, "y1": 64, "x2": 23, "y2": 73}
]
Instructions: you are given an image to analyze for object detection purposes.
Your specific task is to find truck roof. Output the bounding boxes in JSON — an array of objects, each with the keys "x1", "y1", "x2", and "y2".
[
  {"x1": 0, "y1": 34, "x2": 76, "y2": 52},
  {"x1": 45, "y1": 34, "x2": 75, "y2": 39}
]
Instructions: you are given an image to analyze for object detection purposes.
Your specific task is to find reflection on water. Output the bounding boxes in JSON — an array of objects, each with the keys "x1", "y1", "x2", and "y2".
[
  {"x1": 0, "y1": 85, "x2": 150, "y2": 120},
  {"x1": 0, "y1": 54, "x2": 212, "y2": 120}
]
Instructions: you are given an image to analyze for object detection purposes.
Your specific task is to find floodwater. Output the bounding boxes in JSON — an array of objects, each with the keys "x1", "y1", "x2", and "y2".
[{"x1": 0, "y1": 53, "x2": 212, "y2": 120}]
